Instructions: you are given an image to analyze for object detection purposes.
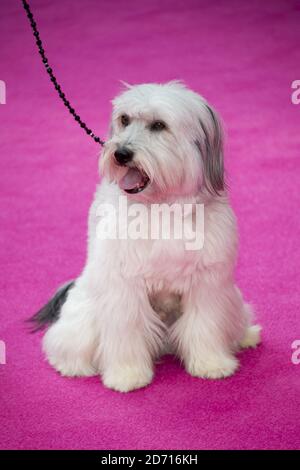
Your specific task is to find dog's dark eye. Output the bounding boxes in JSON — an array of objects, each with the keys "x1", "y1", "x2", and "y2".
[
  {"x1": 120, "y1": 114, "x2": 130, "y2": 127},
  {"x1": 150, "y1": 120, "x2": 167, "y2": 131}
]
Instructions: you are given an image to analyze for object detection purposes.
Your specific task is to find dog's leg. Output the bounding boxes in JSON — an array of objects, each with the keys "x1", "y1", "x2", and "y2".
[
  {"x1": 96, "y1": 279, "x2": 164, "y2": 393},
  {"x1": 170, "y1": 272, "x2": 248, "y2": 379},
  {"x1": 43, "y1": 280, "x2": 98, "y2": 377}
]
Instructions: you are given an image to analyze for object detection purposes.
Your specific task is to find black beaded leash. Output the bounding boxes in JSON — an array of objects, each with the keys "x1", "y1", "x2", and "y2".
[{"x1": 22, "y1": 0, "x2": 105, "y2": 146}]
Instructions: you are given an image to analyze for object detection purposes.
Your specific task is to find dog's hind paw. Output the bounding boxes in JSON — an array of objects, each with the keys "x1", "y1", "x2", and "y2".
[
  {"x1": 47, "y1": 356, "x2": 96, "y2": 377},
  {"x1": 239, "y1": 324, "x2": 262, "y2": 349}
]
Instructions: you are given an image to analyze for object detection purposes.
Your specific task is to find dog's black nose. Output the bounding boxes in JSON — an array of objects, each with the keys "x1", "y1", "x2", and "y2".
[{"x1": 114, "y1": 148, "x2": 134, "y2": 165}]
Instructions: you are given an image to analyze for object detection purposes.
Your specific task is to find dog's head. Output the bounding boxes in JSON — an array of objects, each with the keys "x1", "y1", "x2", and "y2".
[{"x1": 100, "y1": 82, "x2": 224, "y2": 200}]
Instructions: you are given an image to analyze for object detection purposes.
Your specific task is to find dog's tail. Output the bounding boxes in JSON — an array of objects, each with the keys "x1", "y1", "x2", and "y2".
[{"x1": 28, "y1": 280, "x2": 75, "y2": 332}]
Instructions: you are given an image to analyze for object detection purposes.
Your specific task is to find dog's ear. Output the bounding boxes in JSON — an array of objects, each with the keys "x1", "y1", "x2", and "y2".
[{"x1": 196, "y1": 104, "x2": 225, "y2": 195}]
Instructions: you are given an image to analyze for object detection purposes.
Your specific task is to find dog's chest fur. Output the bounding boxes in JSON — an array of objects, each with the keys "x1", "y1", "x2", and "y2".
[{"x1": 90, "y1": 181, "x2": 236, "y2": 326}]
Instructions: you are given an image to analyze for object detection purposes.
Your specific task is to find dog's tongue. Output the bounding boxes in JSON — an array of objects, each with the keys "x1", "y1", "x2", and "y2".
[{"x1": 119, "y1": 167, "x2": 144, "y2": 191}]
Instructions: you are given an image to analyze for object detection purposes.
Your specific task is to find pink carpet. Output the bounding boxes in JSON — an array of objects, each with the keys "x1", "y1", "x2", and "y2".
[{"x1": 0, "y1": 0, "x2": 299, "y2": 450}]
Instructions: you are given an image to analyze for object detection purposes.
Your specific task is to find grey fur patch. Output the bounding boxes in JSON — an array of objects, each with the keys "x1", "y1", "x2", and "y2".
[{"x1": 196, "y1": 104, "x2": 225, "y2": 195}]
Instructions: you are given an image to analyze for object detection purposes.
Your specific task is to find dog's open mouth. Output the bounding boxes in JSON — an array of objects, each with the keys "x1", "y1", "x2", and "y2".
[{"x1": 119, "y1": 167, "x2": 150, "y2": 194}]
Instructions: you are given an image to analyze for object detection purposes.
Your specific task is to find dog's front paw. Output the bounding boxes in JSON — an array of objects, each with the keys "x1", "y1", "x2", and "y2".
[
  {"x1": 102, "y1": 365, "x2": 153, "y2": 392},
  {"x1": 186, "y1": 354, "x2": 239, "y2": 379}
]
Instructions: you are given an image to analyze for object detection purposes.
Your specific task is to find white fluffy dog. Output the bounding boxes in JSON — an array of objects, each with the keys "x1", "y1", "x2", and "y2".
[{"x1": 34, "y1": 82, "x2": 261, "y2": 392}]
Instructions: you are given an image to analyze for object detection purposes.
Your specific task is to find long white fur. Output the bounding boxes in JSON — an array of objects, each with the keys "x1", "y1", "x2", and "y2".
[{"x1": 43, "y1": 82, "x2": 261, "y2": 392}]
